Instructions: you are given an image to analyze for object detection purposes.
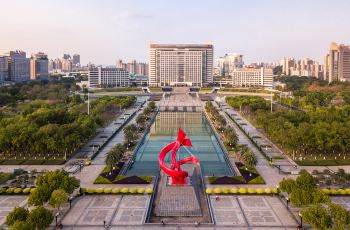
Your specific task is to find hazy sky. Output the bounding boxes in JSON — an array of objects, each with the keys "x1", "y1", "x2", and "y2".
[{"x1": 1, "y1": 0, "x2": 350, "y2": 65}]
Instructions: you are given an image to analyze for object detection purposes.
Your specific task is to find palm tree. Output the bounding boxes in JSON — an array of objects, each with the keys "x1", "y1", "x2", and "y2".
[{"x1": 105, "y1": 153, "x2": 117, "y2": 173}]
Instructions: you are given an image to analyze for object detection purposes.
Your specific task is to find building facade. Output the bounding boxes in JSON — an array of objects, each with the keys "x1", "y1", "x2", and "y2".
[
  {"x1": 149, "y1": 44, "x2": 213, "y2": 87},
  {"x1": 218, "y1": 53, "x2": 243, "y2": 76},
  {"x1": 280, "y1": 57, "x2": 323, "y2": 79},
  {"x1": 88, "y1": 67, "x2": 130, "y2": 88},
  {"x1": 30, "y1": 52, "x2": 49, "y2": 80},
  {"x1": 215, "y1": 67, "x2": 273, "y2": 88},
  {"x1": 7, "y1": 51, "x2": 30, "y2": 82},
  {"x1": 0, "y1": 56, "x2": 9, "y2": 84},
  {"x1": 324, "y1": 42, "x2": 350, "y2": 83},
  {"x1": 116, "y1": 59, "x2": 148, "y2": 76}
]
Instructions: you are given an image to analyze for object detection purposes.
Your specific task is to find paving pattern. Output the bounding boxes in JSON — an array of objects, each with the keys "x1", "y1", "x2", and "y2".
[
  {"x1": 331, "y1": 196, "x2": 350, "y2": 211},
  {"x1": 62, "y1": 195, "x2": 150, "y2": 228},
  {"x1": 210, "y1": 195, "x2": 297, "y2": 228},
  {"x1": 0, "y1": 196, "x2": 27, "y2": 225}
]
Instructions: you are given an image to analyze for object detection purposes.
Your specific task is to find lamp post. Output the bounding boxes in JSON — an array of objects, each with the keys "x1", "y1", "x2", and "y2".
[
  {"x1": 286, "y1": 197, "x2": 289, "y2": 209},
  {"x1": 55, "y1": 212, "x2": 60, "y2": 226},
  {"x1": 298, "y1": 212, "x2": 303, "y2": 229},
  {"x1": 69, "y1": 196, "x2": 73, "y2": 209}
]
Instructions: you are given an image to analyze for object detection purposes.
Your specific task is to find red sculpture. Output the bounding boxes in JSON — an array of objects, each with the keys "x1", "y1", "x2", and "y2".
[{"x1": 158, "y1": 128, "x2": 199, "y2": 185}]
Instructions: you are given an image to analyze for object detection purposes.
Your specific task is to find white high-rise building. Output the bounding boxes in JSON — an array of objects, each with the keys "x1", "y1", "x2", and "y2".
[
  {"x1": 88, "y1": 67, "x2": 130, "y2": 88},
  {"x1": 0, "y1": 56, "x2": 9, "y2": 84},
  {"x1": 225, "y1": 67, "x2": 274, "y2": 88},
  {"x1": 149, "y1": 44, "x2": 213, "y2": 87},
  {"x1": 218, "y1": 53, "x2": 243, "y2": 76}
]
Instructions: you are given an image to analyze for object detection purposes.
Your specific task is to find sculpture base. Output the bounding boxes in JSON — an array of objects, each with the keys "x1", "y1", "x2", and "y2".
[{"x1": 155, "y1": 181, "x2": 202, "y2": 217}]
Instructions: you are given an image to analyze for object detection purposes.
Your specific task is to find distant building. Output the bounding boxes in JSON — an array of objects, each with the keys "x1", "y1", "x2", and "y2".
[
  {"x1": 215, "y1": 67, "x2": 273, "y2": 88},
  {"x1": 7, "y1": 51, "x2": 30, "y2": 82},
  {"x1": 280, "y1": 57, "x2": 323, "y2": 79},
  {"x1": 149, "y1": 43, "x2": 213, "y2": 87},
  {"x1": 30, "y1": 52, "x2": 49, "y2": 80},
  {"x1": 0, "y1": 56, "x2": 9, "y2": 84},
  {"x1": 72, "y1": 54, "x2": 80, "y2": 66},
  {"x1": 218, "y1": 53, "x2": 243, "y2": 76},
  {"x1": 88, "y1": 67, "x2": 130, "y2": 88},
  {"x1": 324, "y1": 42, "x2": 350, "y2": 82},
  {"x1": 130, "y1": 75, "x2": 148, "y2": 86},
  {"x1": 116, "y1": 59, "x2": 148, "y2": 76}
]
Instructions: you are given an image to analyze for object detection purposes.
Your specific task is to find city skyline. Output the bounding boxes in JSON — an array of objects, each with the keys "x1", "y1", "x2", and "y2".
[{"x1": 1, "y1": 0, "x2": 350, "y2": 65}]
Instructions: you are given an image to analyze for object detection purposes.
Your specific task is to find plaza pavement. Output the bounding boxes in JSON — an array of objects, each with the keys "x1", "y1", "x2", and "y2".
[{"x1": 0, "y1": 196, "x2": 27, "y2": 225}]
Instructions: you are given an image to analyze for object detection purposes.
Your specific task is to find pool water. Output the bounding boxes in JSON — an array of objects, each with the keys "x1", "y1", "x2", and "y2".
[{"x1": 126, "y1": 112, "x2": 233, "y2": 176}]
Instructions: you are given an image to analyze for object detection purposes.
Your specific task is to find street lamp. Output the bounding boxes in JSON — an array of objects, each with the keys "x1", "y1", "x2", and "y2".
[
  {"x1": 55, "y1": 212, "x2": 60, "y2": 226},
  {"x1": 286, "y1": 197, "x2": 290, "y2": 209},
  {"x1": 298, "y1": 212, "x2": 303, "y2": 229},
  {"x1": 69, "y1": 196, "x2": 73, "y2": 209}
]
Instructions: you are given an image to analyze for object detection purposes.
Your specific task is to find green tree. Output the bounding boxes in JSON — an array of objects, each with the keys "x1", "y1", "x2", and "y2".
[
  {"x1": 6, "y1": 207, "x2": 29, "y2": 226},
  {"x1": 27, "y1": 206, "x2": 53, "y2": 230},
  {"x1": 49, "y1": 189, "x2": 68, "y2": 211},
  {"x1": 329, "y1": 202, "x2": 350, "y2": 229},
  {"x1": 301, "y1": 204, "x2": 332, "y2": 230},
  {"x1": 279, "y1": 178, "x2": 297, "y2": 194},
  {"x1": 9, "y1": 221, "x2": 33, "y2": 230}
]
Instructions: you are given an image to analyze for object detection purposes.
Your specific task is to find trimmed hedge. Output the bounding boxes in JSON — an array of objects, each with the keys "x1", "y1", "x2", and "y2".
[
  {"x1": 81, "y1": 187, "x2": 153, "y2": 195},
  {"x1": 206, "y1": 187, "x2": 279, "y2": 195},
  {"x1": 0, "y1": 187, "x2": 34, "y2": 195},
  {"x1": 321, "y1": 188, "x2": 350, "y2": 195}
]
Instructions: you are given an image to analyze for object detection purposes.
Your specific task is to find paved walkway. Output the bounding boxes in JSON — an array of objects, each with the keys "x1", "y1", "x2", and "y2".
[
  {"x1": 0, "y1": 196, "x2": 27, "y2": 225},
  {"x1": 62, "y1": 195, "x2": 150, "y2": 229},
  {"x1": 210, "y1": 195, "x2": 297, "y2": 228},
  {"x1": 211, "y1": 103, "x2": 291, "y2": 187}
]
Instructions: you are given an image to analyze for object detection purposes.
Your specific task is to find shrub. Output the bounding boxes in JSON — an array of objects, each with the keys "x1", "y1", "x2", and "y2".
[
  {"x1": 14, "y1": 188, "x2": 22, "y2": 194},
  {"x1": 22, "y1": 188, "x2": 31, "y2": 194},
  {"x1": 145, "y1": 188, "x2": 153, "y2": 194},
  {"x1": 95, "y1": 188, "x2": 104, "y2": 194},
  {"x1": 264, "y1": 188, "x2": 272, "y2": 194},
  {"x1": 222, "y1": 187, "x2": 229, "y2": 194},
  {"x1": 6, "y1": 188, "x2": 14, "y2": 194},
  {"x1": 86, "y1": 188, "x2": 95, "y2": 194},
  {"x1": 238, "y1": 188, "x2": 247, "y2": 194},
  {"x1": 230, "y1": 188, "x2": 238, "y2": 194},
  {"x1": 0, "y1": 187, "x2": 6, "y2": 194},
  {"x1": 137, "y1": 188, "x2": 145, "y2": 194},
  {"x1": 279, "y1": 178, "x2": 297, "y2": 193},
  {"x1": 321, "y1": 188, "x2": 330, "y2": 194},
  {"x1": 346, "y1": 188, "x2": 350, "y2": 195},
  {"x1": 103, "y1": 188, "x2": 112, "y2": 194},
  {"x1": 94, "y1": 176, "x2": 112, "y2": 184},
  {"x1": 129, "y1": 188, "x2": 137, "y2": 194},
  {"x1": 256, "y1": 188, "x2": 264, "y2": 194},
  {"x1": 112, "y1": 188, "x2": 120, "y2": 194},
  {"x1": 6, "y1": 207, "x2": 29, "y2": 226},
  {"x1": 271, "y1": 187, "x2": 278, "y2": 194},
  {"x1": 301, "y1": 204, "x2": 332, "y2": 230},
  {"x1": 248, "y1": 176, "x2": 265, "y2": 184},
  {"x1": 213, "y1": 188, "x2": 222, "y2": 194},
  {"x1": 206, "y1": 188, "x2": 213, "y2": 194},
  {"x1": 330, "y1": 189, "x2": 339, "y2": 195},
  {"x1": 338, "y1": 189, "x2": 346, "y2": 195},
  {"x1": 30, "y1": 188, "x2": 36, "y2": 193},
  {"x1": 120, "y1": 188, "x2": 129, "y2": 194},
  {"x1": 248, "y1": 188, "x2": 255, "y2": 194}
]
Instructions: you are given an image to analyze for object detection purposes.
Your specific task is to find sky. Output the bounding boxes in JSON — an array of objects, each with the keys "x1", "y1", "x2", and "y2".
[{"x1": 0, "y1": 0, "x2": 350, "y2": 65}]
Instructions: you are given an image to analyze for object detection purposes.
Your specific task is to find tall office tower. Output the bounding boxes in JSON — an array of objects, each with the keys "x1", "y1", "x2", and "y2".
[
  {"x1": 324, "y1": 42, "x2": 350, "y2": 83},
  {"x1": 137, "y1": 63, "x2": 149, "y2": 76},
  {"x1": 61, "y1": 58, "x2": 72, "y2": 72},
  {"x1": 116, "y1": 59, "x2": 127, "y2": 69},
  {"x1": 30, "y1": 52, "x2": 49, "y2": 80},
  {"x1": 72, "y1": 54, "x2": 80, "y2": 66},
  {"x1": 149, "y1": 44, "x2": 213, "y2": 87},
  {"x1": 7, "y1": 51, "x2": 30, "y2": 82},
  {"x1": 88, "y1": 67, "x2": 130, "y2": 88},
  {"x1": 0, "y1": 56, "x2": 9, "y2": 84},
  {"x1": 218, "y1": 53, "x2": 244, "y2": 76},
  {"x1": 280, "y1": 57, "x2": 296, "y2": 75},
  {"x1": 48, "y1": 59, "x2": 55, "y2": 72},
  {"x1": 127, "y1": 60, "x2": 137, "y2": 75},
  {"x1": 53, "y1": 58, "x2": 62, "y2": 71}
]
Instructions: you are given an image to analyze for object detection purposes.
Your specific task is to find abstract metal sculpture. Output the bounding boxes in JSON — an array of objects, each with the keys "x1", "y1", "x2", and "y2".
[{"x1": 158, "y1": 128, "x2": 199, "y2": 185}]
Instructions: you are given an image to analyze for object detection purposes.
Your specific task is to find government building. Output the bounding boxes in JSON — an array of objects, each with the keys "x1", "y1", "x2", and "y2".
[
  {"x1": 88, "y1": 67, "x2": 130, "y2": 88},
  {"x1": 149, "y1": 44, "x2": 213, "y2": 87}
]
